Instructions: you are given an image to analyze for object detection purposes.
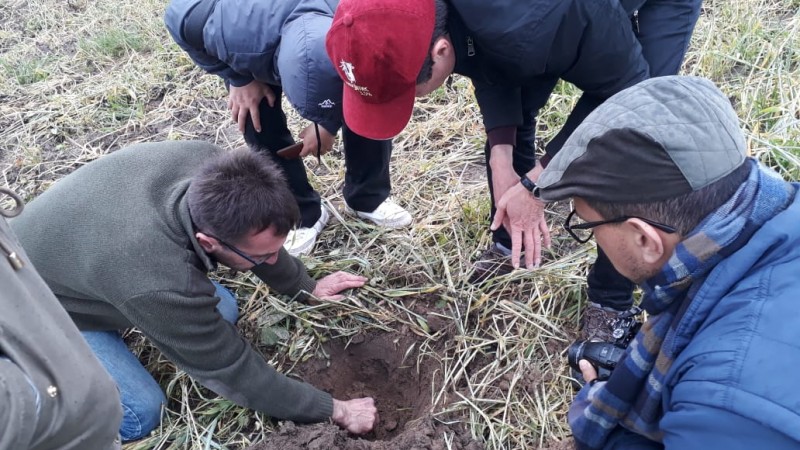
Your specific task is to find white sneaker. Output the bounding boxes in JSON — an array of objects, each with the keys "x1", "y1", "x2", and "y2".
[
  {"x1": 283, "y1": 205, "x2": 330, "y2": 256},
  {"x1": 351, "y1": 198, "x2": 412, "y2": 228}
]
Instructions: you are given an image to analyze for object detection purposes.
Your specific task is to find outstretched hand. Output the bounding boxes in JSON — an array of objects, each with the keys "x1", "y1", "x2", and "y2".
[
  {"x1": 312, "y1": 271, "x2": 368, "y2": 301},
  {"x1": 228, "y1": 80, "x2": 276, "y2": 133},
  {"x1": 488, "y1": 158, "x2": 551, "y2": 269},
  {"x1": 332, "y1": 397, "x2": 378, "y2": 434},
  {"x1": 491, "y1": 183, "x2": 551, "y2": 269}
]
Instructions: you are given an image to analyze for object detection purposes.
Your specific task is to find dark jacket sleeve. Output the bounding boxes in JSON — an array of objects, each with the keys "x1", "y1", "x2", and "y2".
[
  {"x1": 542, "y1": 0, "x2": 649, "y2": 162},
  {"x1": 118, "y1": 288, "x2": 332, "y2": 422},
  {"x1": 473, "y1": 82, "x2": 523, "y2": 135},
  {"x1": 453, "y1": 0, "x2": 567, "y2": 147},
  {"x1": 250, "y1": 248, "x2": 317, "y2": 300},
  {"x1": 164, "y1": 0, "x2": 254, "y2": 86}
]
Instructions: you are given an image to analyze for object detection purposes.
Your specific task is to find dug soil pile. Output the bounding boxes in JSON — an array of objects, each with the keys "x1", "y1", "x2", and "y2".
[{"x1": 246, "y1": 331, "x2": 483, "y2": 450}]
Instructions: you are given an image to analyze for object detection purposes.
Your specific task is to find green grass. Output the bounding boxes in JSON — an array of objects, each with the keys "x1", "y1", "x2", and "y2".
[
  {"x1": 80, "y1": 29, "x2": 149, "y2": 59},
  {"x1": 1, "y1": 56, "x2": 51, "y2": 85},
  {"x1": 0, "y1": 0, "x2": 798, "y2": 449}
]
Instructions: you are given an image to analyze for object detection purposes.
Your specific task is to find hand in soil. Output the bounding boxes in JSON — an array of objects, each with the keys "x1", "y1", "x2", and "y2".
[
  {"x1": 312, "y1": 271, "x2": 368, "y2": 301},
  {"x1": 331, "y1": 397, "x2": 378, "y2": 434}
]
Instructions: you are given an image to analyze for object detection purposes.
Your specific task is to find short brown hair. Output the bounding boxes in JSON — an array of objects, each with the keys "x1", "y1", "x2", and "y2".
[{"x1": 187, "y1": 148, "x2": 299, "y2": 241}]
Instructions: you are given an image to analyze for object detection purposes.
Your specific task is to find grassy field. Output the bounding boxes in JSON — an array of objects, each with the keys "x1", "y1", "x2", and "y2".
[{"x1": 1, "y1": 0, "x2": 798, "y2": 449}]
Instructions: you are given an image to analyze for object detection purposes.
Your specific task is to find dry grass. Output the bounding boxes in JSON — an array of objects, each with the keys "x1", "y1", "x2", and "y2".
[{"x1": 1, "y1": 0, "x2": 798, "y2": 449}]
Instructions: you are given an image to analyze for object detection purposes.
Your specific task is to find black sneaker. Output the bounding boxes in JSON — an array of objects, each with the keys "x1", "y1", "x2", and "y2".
[{"x1": 468, "y1": 243, "x2": 518, "y2": 284}]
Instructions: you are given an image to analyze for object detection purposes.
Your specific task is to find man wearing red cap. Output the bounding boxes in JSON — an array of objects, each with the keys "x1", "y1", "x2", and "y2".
[
  {"x1": 166, "y1": 0, "x2": 413, "y2": 257},
  {"x1": 326, "y1": 0, "x2": 701, "y2": 340}
]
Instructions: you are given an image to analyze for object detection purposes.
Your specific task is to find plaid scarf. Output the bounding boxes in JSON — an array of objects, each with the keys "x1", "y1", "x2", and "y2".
[{"x1": 569, "y1": 159, "x2": 796, "y2": 449}]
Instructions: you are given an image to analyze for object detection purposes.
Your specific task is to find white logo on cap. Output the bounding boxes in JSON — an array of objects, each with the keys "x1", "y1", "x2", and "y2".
[
  {"x1": 318, "y1": 99, "x2": 335, "y2": 109},
  {"x1": 340, "y1": 60, "x2": 356, "y2": 84},
  {"x1": 339, "y1": 60, "x2": 372, "y2": 97}
]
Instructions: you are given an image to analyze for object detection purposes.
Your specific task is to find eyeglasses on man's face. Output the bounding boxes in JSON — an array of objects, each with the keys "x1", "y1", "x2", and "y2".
[
  {"x1": 563, "y1": 209, "x2": 677, "y2": 244},
  {"x1": 207, "y1": 234, "x2": 276, "y2": 267}
]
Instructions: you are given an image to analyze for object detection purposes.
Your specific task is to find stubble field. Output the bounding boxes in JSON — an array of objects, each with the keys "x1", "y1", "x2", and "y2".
[{"x1": 1, "y1": 0, "x2": 798, "y2": 448}]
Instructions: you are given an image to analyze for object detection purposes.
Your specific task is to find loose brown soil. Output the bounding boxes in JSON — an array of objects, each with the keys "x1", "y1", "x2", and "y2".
[
  {"x1": 246, "y1": 330, "x2": 483, "y2": 449},
  {"x1": 246, "y1": 420, "x2": 482, "y2": 450}
]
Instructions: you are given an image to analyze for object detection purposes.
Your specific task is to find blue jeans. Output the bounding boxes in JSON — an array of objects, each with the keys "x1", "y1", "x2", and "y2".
[{"x1": 82, "y1": 281, "x2": 238, "y2": 441}]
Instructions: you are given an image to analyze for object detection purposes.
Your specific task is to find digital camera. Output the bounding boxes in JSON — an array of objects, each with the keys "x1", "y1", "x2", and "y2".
[{"x1": 568, "y1": 307, "x2": 642, "y2": 381}]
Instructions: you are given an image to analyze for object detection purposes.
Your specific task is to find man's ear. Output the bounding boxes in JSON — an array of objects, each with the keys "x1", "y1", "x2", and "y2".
[
  {"x1": 626, "y1": 219, "x2": 666, "y2": 265},
  {"x1": 195, "y1": 232, "x2": 218, "y2": 254},
  {"x1": 432, "y1": 35, "x2": 451, "y2": 61}
]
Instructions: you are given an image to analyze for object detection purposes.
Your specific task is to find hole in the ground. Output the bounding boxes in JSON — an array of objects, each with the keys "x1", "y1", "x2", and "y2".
[{"x1": 295, "y1": 331, "x2": 435, "y2": 440}]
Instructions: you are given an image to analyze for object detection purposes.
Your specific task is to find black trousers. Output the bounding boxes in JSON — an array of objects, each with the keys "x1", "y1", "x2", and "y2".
[
  {"x1": 485, "y1": 0, "x2": 702, "y2": 310},
  {"x1": 242, "y1": 86, "x2": 392, "y2": 228}
]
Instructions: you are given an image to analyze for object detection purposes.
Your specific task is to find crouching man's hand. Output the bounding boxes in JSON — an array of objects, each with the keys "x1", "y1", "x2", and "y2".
[
  {"x1": 312, "y1": 272, "x2": 368, "y2": 301},
  {"x1": 332, "y1": 397, "x2": 378, "y2": 434}
]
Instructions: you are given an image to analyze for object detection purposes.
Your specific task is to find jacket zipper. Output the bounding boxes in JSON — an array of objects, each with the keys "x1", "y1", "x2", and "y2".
[
  {"x1": 0, "y1": 238, "x2": 24, "y2": 270},
  {"x1": 467, "y1": 37, "x2": 475, "y2": 56}
]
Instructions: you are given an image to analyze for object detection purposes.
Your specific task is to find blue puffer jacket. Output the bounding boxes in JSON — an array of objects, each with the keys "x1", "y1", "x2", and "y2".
[
  {"x1": 165, "y1": 0, "x2": 343, "y2": 133},
  {"x1": 657, "y1": 185, "x2": 800, "y2": 449}
]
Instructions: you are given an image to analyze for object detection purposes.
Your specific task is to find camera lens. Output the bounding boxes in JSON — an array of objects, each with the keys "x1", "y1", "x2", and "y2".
[{"x1": 567, "y1": 340, "x2": 587, "y2": 371}]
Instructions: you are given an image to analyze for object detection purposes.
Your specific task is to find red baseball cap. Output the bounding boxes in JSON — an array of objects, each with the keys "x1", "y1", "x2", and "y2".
[{"x1": 325, "y1": 0, "x2": 435, "y2": 140}]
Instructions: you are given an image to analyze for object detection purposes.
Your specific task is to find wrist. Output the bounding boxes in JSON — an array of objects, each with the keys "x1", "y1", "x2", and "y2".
[
  {"x1": 489, "y1": 146, "x2": 513, "y2": 170},
  {"x1": 331, "y1": 399, "x2": 345, "y2": 423},
  {"x1": 528, "y1": 161, "x2": 544, "y2": 182},
  {"x1": 520, "y1": 174, "x2": 543, "y2": 200}
]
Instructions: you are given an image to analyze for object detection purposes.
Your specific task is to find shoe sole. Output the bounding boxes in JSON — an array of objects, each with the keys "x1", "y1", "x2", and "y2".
[{"x1": 351, "y1": 209, "x2": 412, "y2": 229}]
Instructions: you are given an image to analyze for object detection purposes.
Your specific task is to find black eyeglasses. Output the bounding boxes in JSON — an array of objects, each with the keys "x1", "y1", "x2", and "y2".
[
  {"x1": 563, "y1": 209, "x2": 677, "y2": 244},
  {"x1": 207, "y1": 234, "x2": 275, "y2": 267}
]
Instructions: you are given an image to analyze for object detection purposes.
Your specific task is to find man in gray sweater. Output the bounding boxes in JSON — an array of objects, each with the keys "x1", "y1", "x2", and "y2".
[
  {"x1": 10, "y1": 141, "x2": 377, "y2": 441},
  {"x1": 1, "y1": 187, "x2": 122, "y2": 449}
]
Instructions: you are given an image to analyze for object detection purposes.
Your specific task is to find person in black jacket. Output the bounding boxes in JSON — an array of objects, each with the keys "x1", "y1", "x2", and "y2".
[
  {"x1": 165, "y1": 0, "x2": 412, "y2": 257},
  {"x1": 326, "y1": 0, "x2": 701, "y2": 341}
]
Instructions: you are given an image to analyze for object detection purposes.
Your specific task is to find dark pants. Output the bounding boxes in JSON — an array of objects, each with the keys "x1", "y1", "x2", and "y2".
[
  {"x1": 241, "y1": 86, "x2": 392, "y2": 228},
  {"x1": 602, "y1": 427, "x2": 664, "y2": 450},
  {"x1": 487, "y1": 0, "x2": 701, "y2": 310},
  {"x1": 485, "y1": 78, "x2": 556, "y2": 249}
]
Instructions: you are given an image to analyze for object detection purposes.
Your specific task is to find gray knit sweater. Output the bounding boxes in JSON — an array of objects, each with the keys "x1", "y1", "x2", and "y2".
[{"x1": 10, "y1": 141, "x2": 333, "y2": 422}]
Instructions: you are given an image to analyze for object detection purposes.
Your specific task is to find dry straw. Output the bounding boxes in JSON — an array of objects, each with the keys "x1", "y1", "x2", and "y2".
[{"x1": 1, "y1": 0, "x2": 798, "y2": 448}]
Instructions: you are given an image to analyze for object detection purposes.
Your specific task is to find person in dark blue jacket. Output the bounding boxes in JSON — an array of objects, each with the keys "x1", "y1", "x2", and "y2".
[
  {"x1": 326, "y1": 0, "x2": 701, "y2": 340},
  {"x1": 537, "y1": 76, "x2": 800, "y2": 450},
  {"x1": 165, "y1": 0, "x2": 412, "y2": 257}
]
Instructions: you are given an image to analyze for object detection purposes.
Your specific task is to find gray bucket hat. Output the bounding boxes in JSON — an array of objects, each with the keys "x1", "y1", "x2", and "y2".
[{"x1": 536, "y1": 76, "x2": 746, "y2": 203}]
